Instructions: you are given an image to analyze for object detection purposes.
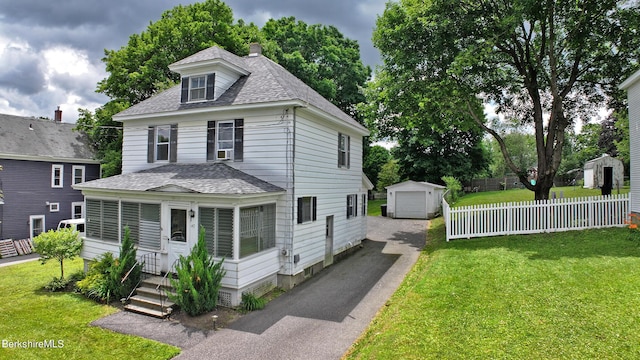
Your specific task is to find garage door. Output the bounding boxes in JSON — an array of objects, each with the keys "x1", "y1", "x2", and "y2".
[{"x1": 395, "y1": 191, "x2": 427, "y2": 219}]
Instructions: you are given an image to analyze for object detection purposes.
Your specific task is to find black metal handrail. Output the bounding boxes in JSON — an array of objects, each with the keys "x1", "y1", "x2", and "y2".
[
  {"x1": 156, "y1": 258, "x2": 179, "y2": 315},
  {"x1": 121, "y1": 252, "x2": 158, "y2": 304}
]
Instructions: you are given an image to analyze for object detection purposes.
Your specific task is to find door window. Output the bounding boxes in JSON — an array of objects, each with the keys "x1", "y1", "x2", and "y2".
[{"x1": 171, "y1": 209, "x2": 187, "y2": 242}]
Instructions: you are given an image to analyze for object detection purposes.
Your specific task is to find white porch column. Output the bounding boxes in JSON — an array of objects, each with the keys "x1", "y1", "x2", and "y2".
[{"x1": 233, "y1": 206, "x2": 240, "y2": 260}]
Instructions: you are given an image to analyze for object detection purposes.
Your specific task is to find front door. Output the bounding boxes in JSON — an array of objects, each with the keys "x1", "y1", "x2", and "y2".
[
  {"x1": 29, "y1": 215, "x2": 45, "y2": 239},
  {"x1": 324, "y1": 216, "x2": 334, "y2": 267},
  {"x1": 167, "y1": 206, "x2": 192, "y2": 270}
]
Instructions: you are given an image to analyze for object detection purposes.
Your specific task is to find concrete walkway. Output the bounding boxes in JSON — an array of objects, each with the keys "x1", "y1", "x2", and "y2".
[{"x1": 94, "y1": 217, "x2": 427, "y2": 359}]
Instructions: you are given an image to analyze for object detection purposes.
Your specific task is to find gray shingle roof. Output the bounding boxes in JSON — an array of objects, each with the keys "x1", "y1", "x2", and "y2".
[
  {"x1": 169, "y1": 47, "x2": 249, "y2": 73},
  {"x1": 115, "y1": 47, "x2": 366, "y2": 132},
  {"x1": 0, "y1": 113, "x2": 96, "y2": 161},
  {"x1": 74, "y1": 162, "x2": 284, "y2": 195}
]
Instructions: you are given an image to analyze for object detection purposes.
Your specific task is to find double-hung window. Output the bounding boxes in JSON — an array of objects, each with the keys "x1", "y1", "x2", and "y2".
[
  {"x1": 147, "y1": 124, "x2": 177, "y2": 163},
  {"x1": 206, "y1": 119, "x2": 244, "y2": 161},
  {"x1": 181, "y1": 73, "x2": 215, "y2": 103},
  {"x1": 72, "y1": 165, "x2": 85, "y2": 185},
  {"x1": 297, "y1": 196, "x2": 317, "y2": 224},
  {"x1": 51, "y1": 164, "x2": 63, "y2": 188},
  {"x1": 338, "y1": 133, "x2": 350, "y2": 168},
  {"x1": 189, "y1": 76, "x2": 206, "y2": 101},
  {"x1": 346, "y1": 194, "x2": 358, "y2": 219}
]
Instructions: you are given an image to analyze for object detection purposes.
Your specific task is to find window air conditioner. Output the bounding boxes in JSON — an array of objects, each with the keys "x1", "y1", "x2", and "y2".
[{"x1": 217, "y1": 150, "x2": 231, "y2": 160}]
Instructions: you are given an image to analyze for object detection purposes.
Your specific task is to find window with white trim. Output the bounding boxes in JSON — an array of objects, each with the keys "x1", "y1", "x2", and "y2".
[
  {"x1": 206, "y1": 119, "x2": 244, "y2": 161},
  {"x1": 338, "y1": 133, "x2": 350, "y2": 168},
  {"x1": 121, "y1": 202, "x2": 161, "y2": 250},
  {"x1": 190, "y1": 76, "x2": 206, "y2": 101},
  {"x1": 346, "y1": 194, "x2": 358, "y2": 219},
  {"x1": 199, "y1": 207, "x2": 234, "y2": 258},
  {"x1": 297, "y1": 196, "x2": 317, "y2": 224},
  {"x1": 86, "y1": 199, "x2": 119, "y2": 242},
  {"x1": 156, "y1": 125, "x2": 171, "y2": 161},
  {"x1": 240, "y1": 204, "x2": 276, "y2": 258},
  {"x1": 72, "y1": 165, "x2": 85, "y2": 185},
  {"x1": 51, "y1": 164, "x2": 63, "y2": 188},
  {"x1": 49, "y1": 202, "x2": 59, "y2": 212}
]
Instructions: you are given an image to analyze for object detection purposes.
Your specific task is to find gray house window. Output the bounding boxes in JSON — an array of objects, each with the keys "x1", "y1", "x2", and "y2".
[
  {"x1": 181, "y1": 73, "x2": 215, "y2": 103},
  {"x1": 51, "y1": 164, "x2": 63, "y2": 188},
  {"x1": 347, "y1": 194, "x2": 358, "y2": 219},
  {"x1": 189, "y1": 76, "x2": 206, "y2": 101},
  {"x1": 297, "y1": 196, "x2": 317, "y2": 224}
]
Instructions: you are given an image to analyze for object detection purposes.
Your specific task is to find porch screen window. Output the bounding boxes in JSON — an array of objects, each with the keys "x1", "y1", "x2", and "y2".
[
  {"x1": 346, "y1": 194, "x2": 358, "y2": 219},
  {"x1": 240, "y1": 204, "x2": 276, "y2": 258},
  {"x1": 121, "y1": 202, "x2": 161, "y2": 250},
  {"x1": 199, "y1": 207, "x2": 233, "y2": 258},
  {"x1": 86, "y1": 199, "x2": 119, "y2": 242}
]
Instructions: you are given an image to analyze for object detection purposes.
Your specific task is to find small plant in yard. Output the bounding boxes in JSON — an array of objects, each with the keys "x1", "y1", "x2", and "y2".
[
  {"x1": 76, "y1": 227, "x2": 139, "y2": 303},
  {"x1": 240, "y1": 292, "x2": 266, "y2": 312},
  {"x1": 442, "y1": 176, "x2": 462, "y2": 203},
  {"x1": 168, "y1": 226, "x2": 226, "y2": 316},
  {"x1": 626, "y1": 213, "x2": 640, "y2": 243},
  {"x1": 33, "y1": 227, "x2": 82, "y2": 280}
]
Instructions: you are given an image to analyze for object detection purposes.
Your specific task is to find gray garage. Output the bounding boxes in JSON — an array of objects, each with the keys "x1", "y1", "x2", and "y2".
[{"x1": 385, "y1": 180, "x2": 445, "y2": 219}]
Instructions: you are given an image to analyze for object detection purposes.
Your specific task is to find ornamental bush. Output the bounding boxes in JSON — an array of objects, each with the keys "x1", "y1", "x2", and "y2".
[
  {"x1": 33, "y1": 227, "x2": 82, "y2": 279},
  {"x1": 168, "y1": 226, "x2": 226, "y2": 316}
]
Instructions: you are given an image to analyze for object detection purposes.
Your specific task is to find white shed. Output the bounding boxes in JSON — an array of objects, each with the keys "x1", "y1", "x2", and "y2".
[
  {"x1": 386, "y1": 180, "x2": 445, "y2": 219},
  {"x1": 583, "y1": 154, "x2": 624, "y2": 190}
]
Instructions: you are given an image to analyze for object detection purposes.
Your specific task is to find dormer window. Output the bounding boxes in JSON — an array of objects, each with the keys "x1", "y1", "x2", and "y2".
[
  {"x1": 181, "y1": 73, "x2": 216, "y2": 103},
  {"x1": 190, "y1": 76, "x2": 206, "y2": 101}
]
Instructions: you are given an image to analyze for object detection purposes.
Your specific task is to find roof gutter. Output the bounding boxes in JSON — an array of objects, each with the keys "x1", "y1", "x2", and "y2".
[{"x1": 0, "y1": 153, "x2": 101, "y2": 164}]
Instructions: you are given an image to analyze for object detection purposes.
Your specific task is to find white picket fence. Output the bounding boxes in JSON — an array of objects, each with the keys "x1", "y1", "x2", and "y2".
[{"x1": 443, "y1": 193, "x2": 630, "y2": 241}]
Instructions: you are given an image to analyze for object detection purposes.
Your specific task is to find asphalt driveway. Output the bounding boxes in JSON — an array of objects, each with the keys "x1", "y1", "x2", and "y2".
[{"x1": 94, "y1": 216, "x2": 428, "y2": 359}]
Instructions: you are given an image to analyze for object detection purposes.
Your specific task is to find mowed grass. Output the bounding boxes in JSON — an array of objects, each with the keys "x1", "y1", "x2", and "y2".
[
  {"x1": 0, "y1": 258, "x2": 180, "y2": 360},
  {"x1": 347, "y1": 217, "x2": 640, "y2": 359},
  {"x1": 454, "y1": 185, "x2": 629, "y2": 207}
]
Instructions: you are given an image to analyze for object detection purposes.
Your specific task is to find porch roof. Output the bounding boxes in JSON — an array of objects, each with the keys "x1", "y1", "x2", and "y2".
[{"x1": 74, "y1": 163, "x2": 284, "y2": 195}]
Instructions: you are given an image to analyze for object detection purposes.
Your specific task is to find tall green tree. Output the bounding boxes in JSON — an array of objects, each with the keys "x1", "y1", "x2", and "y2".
[
  {"x1": 364, "y1": 145, "x2": 391, "y2": 188},
  {"x1": 261, "y1": 17, "x2": 371, "y2": 119},
  {"x1": 487, "y1": 132, "x2": 537, "y2": 177},
  {"x1": 373, "y1": 0, "x2": 640, "y2": 200}
]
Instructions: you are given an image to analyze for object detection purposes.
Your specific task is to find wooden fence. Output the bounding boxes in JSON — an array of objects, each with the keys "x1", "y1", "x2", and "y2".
[{"x1": 443, "y1": 193, "x2": 630, "y2": 241}]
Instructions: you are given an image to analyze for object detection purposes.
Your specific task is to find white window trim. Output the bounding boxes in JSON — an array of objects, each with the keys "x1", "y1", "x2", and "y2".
[
  {"x1": 189, "y1": 75, "x2": 207, "y2": 101},
  {"x1": 51, "y1": 164, "x2": 64, "y2": 188},
  {"x1": 216, "y1": 120, "x2": 235, "y2": 159},
  {"x1": 72, "y1": 201, "x2": 84, "y2": 219},
  {"x1": 72, "y1": 165, "x2": 85, "y2": 185},
  {"x1": 338, "y1": 133, "x2": 350, "y2": 168},
  {"x1": 155, "y1": 125, "x2": 171, "y2": 162},
  {"x1": 29, "y1": 215, "x2": 45, "y2": 239},
  {"x1": 49, "y1": 202, "x2": 60, "y2": 212}
]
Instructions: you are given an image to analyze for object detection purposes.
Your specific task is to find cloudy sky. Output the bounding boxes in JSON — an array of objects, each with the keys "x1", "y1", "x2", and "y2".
[{"x1": 0, "y1": 0, "x2": 387, "y2": 122}]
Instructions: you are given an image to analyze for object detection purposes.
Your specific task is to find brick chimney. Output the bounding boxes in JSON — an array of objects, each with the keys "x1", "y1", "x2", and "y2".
[
  {"x1": 249, "y1": 43, "x2": 262, "y2": 57},
  {"x1": 54, "y1": 106, "x2": 62, "y2": 122}
]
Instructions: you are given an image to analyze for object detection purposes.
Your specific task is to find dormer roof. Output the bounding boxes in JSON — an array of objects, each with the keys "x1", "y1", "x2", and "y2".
[
  {"x1": 114, "y1": 46, "x2": 368, "y2": 135},
  {"x1": 168, "y1": 47, "x2": 250, "y2": 76}
]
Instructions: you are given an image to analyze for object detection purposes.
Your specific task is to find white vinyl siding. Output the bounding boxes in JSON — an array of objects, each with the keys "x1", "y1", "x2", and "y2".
[
  {"x1": 628, "y1": 83, "x2": 640, "y2": 213},
  {"x1": 292, "y1": 110, "x2": 366, "y2": 273}
]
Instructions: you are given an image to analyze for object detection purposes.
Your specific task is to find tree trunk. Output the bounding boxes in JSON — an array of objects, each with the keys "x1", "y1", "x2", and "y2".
[{"x1": 60, "y1": 259, "x2": 64, "y2": 279}]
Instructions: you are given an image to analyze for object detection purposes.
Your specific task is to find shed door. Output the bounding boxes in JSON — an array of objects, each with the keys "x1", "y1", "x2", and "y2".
[{"x1": 395, "y1": 191, "x2": 427, "y2": 219}]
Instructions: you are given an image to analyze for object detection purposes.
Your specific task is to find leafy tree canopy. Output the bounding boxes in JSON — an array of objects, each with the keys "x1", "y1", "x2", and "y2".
[{"x1": 372, "y1": 0, "x2": 640, "y2": 199}]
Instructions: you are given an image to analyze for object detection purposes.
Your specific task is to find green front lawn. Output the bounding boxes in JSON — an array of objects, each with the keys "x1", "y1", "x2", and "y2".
[
  {"x1": 0, "y1": 258, "x2": 180, "y2": 360},
  {"x1": 346, "y1": 218, "x2": 640, "y2": 359}
]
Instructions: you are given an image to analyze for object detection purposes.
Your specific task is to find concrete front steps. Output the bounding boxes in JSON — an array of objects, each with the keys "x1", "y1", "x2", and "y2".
[{"x1": 124, "y1": 275, "x2": 176, "y2": 318}]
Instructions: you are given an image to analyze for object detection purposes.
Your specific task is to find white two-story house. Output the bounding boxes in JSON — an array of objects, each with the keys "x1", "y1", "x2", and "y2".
[{"x1": 75, "y1": 44, "x2": 371, "y2": 307}]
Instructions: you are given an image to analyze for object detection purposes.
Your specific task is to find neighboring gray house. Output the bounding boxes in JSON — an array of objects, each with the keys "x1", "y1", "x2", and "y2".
[
  {"x1": 620, "y1": 71, "x2": 640, "y2": 215},
  {"x1": 75, "y1": 45, "x2": 371, "y2": 307},
  {"x1": 0, "y1": 111, "x2": 100, "y2": 240}
]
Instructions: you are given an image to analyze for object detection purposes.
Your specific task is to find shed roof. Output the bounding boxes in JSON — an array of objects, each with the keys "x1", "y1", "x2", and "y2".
[
  {"x1": 114, "y1": 46, "x2": 367, "y2": 135},
  {"x1": 0, "y1": 113, "x2": 97, "y2": 162},
  {"x1": 583, "y1": 154, "x2": 623, "y2": 170},
  {"x1": 74, "y1": 162, "x2": 284, "y2": 195}
]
